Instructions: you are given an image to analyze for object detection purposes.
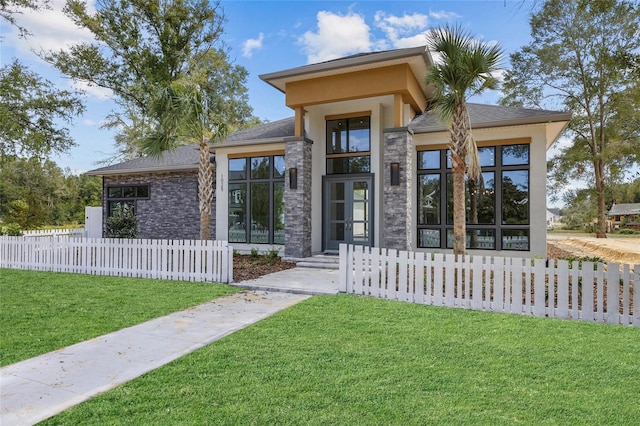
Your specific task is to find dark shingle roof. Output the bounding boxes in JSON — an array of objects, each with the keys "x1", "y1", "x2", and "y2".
[
  {"x1": 85, "y1": 143, "x2": 200, "y2": 176},
  {"x1": 226, "y1": 117, "x2": 294, "y2": 143},
  {"x1": 409, "y1": 103, "x2": 570, "y2": 133},
  {"x1": 608, "y1": 203, "x2": 640, "y2": 216}
]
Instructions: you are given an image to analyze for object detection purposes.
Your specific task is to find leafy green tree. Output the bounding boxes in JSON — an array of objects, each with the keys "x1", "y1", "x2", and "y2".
[
  {"x1": 501, "y1": 0, "x2": 640, "y2": 237},
  {"x1": 141, "y1": 81, "x2": 227, "y2": 240},
  {"x1": 44, "y1": 0, "x2": 257, "y2": 160},
  {"x1": 425, "y1": 25, "x2": 503, "y2": 255},
  {"x1": 1, "y1": 0, "x2": 49, "y2": 37}
]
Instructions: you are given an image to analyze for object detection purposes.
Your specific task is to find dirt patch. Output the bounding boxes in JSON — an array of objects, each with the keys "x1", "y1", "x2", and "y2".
[
  {"x1": 556, "y1": 237, "x2": 640, "y2": 266},
  {"x1": 233, "y1": 254, "x2": 296, "y2": 282}
]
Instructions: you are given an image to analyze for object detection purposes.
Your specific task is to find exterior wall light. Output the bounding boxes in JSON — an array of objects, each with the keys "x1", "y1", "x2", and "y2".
[
  {"x1": 390, "y1": 162, "x2": 400, "y2": 186},
  {"x1": 289, "y1": 167, "x2": 298, "y2": 190}
]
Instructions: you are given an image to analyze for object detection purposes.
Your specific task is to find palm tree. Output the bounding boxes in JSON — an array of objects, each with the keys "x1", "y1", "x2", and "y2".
[
  {"x1": 424, "y1": 25, "x2": 503, "y2": 255},
  {"x1": 141, "y1": 81, "x2": 227, "y2": 240}
]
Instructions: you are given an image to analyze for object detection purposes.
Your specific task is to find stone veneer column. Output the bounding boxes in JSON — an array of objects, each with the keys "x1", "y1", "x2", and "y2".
[
  {"x1": 284, "y1": 137, "x2": 313, "y2": 258},
  {"x1": 383, "y1": 127, "x2": 413, "y2": 251}
]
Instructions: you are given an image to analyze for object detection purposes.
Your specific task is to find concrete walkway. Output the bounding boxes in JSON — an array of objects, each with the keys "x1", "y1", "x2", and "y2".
[{"x1": 0, "y1": 268, "x2": 339, "y2": 425}]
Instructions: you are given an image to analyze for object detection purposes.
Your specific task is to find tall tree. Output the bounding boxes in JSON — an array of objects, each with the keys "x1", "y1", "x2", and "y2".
[
  {"x1": 501, "y1": 0, "x2": 640, "y2": 237},
  {"x1": 44, "y1": 0, "x2": 256, "y2": 160},
  {"x1": 141, "y1": 81, "x2": 226, "y2": 240},
  {"x1": 0, "y1": 60, "x2": 85, "y2": 161},
  {"x1": 0, "y1": 1, "x2": 84, "y2": 162},
  {"x1": 424, "y1": 25, "x2": 503, "y2": 255}
]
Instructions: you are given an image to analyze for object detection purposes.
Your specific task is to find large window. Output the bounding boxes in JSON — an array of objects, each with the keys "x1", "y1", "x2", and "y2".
[
  {"x1": 228, "y1": 155, "x2": 285, "y2": 244},
  {"x1": 326, "y1": 116, "x2": 370, "y2": 174},
  {"x1": 417, "y1": 144, "x2": 530, "y2": 251},
  {"x1": 106, "y1": 184, "x2": 149, "y2": 216}
]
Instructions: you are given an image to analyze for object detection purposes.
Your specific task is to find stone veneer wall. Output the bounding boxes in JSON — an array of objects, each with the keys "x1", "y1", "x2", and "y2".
[
  {"x1": 284, "y1": 137, "x2": 313, "y2": 258},
  {"x1": 102, "y1": 171, "x2": 216, "y2": 240},
  {"x1": 383, "y1": 128, "x2": 413, "y2": 251}
]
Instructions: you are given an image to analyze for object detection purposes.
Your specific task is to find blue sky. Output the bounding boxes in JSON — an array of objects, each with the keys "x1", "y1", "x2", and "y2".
[{"x1": 3, "y1": 0, "x2": 540, "y2": 173}]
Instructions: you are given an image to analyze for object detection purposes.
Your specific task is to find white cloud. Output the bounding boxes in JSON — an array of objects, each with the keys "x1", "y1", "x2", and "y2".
[
  {"x1": 242, "y1": 33, "x2": 265, "y2": 58},
  {"x1": 428, "y1": 9, "x2": 462, "y2": 20},
  {"x1": 298, "y1": 11, "x2": 372, "y2": 63},
  {"x1": 6, "y1": 0, "x2": 97, "y2": 55},
  {"x1": 74, "y1": 81, "x2": 113, "y2": 101},
  {"x1": 374, "y1": 12, "x2": 429, "y2": 49}
]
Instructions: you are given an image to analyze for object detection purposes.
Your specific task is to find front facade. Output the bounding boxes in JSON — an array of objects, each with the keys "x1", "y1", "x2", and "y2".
[{"x1": 88, "y1": 45, "x2": 569, "y2": 258}]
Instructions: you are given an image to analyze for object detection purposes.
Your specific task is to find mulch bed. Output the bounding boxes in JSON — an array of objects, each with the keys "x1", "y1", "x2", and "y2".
[{"x1": 232, "y1": 254, "x2": 296, "y2": 282}]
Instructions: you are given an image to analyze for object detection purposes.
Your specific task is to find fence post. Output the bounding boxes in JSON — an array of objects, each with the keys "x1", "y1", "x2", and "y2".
[{"x1": 338, "y1": 244, "x2": 348, "y2": 293}]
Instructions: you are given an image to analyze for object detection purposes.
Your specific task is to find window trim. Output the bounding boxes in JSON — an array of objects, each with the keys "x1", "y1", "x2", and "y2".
[
  {"x1": 227, "y1": 155, "x2": 285, "y2": 245},
  {"x1": 416, "y1": 143, "x2": 531, "y2": 251}
]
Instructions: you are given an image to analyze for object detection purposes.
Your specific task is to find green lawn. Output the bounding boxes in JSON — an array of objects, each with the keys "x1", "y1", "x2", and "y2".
[
  {"x1": 44, "y1": 295, "x2": 640, "y2": 425},
  {"x1": 0, "y1": 268, "x2": 240, "y2": 366}
]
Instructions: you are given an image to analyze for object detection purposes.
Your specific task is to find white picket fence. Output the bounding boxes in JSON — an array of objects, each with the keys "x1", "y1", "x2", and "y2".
[
  {"x1": 339, "y1": 244, "x2": 639, "y2": 326},
  {"x1": 21, "y1": 228, "x2": 85, "y2": 237},
  {"x1": 0, "y1": 236, "x2": 233, "y2": 283}
]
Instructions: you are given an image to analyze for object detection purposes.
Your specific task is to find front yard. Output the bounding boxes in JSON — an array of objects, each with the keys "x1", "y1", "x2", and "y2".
[
  {"x1": 2, "y1": 269, "x2": 639, "y2": 424},
  {"x1": 0, "y1": 269, "x2": 240, "y2": 366}
]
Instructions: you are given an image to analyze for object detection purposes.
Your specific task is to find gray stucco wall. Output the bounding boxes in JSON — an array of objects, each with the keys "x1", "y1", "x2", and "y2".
[{"x1": 102, "y1": 171, "x2": 216, "y2": 240}]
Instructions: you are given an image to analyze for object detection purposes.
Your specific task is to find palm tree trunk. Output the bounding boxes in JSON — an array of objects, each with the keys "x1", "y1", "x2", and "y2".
[
  {"x1": 198, "y1": 140, "x2": 213, "y2": 240},
  {"x1": 450, "y1": 102, "x2": 469, "y2": 255}
]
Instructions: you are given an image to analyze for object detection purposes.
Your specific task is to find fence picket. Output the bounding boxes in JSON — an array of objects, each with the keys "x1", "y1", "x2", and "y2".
[
  {"x1": 0, "y1": 236, "x2": 233, "y2": 283},
  {"x1": 582, "y1": 262, "x2": 595, "y2": 322},
  {"x1": 557, "y1": 260, "x2": 569, "y2": 319}
]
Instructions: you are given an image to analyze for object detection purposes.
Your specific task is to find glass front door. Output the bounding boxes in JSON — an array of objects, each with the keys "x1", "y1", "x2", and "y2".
[{"x1": 324, "y1": 176, "x2": 373, "y2": 251}]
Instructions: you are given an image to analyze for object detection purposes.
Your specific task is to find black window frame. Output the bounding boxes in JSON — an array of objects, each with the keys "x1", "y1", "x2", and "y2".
[
  {"x1": 325, "y1": 116, "x2": 371, "y2": 174},
  {"x1": 106, "y1": 184, "x2": 149, "y2": 217},
  {"x1": 417, "y1": 144, "x2": 531, "y2": 251},
  {"x1": 228, "y1": 155, "x2": 285, "y2": 245}
]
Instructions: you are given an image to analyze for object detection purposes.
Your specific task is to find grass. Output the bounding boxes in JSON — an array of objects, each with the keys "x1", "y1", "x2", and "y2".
[
  {"x1": 0, "y1": 269, "x2": 240, "y2": 366},
  {"x1": 44, "y1": 295, "x2": 640, "y2": 425}
]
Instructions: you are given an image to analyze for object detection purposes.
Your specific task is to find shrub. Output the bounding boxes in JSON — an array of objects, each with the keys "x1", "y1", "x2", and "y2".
[
  {"x1": 105, "y1": 205, "x2": 138, "y2": 238},
  {"x1": 250, "y1": 247, "x2": 259, "y2": 259},
  {"x1": 618, "y1": 228, "x2": 636, "y2": 235},
  {"x1": 0, "y1": 223, "x2": 23, "y2": 236},
  {"x1": 263, "y1": 247, "x2": 281, "y2": 265}
]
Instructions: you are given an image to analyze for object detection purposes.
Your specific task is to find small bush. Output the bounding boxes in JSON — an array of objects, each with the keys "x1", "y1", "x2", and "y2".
[
  {"x1": 250, "y1": 247, "x2": 259, "y2": 259},
  {"x1": 262, "y1": 247, "x2": 281, "y2": 265},
  {"x1": 617, "y1": 228, "x2": 637, "y2": 235},
  {"x1": 0, "y1": 223, "x2": 23, "y2": 236},
  {"x1": 105, "y1": 205, "x2": 138, "y2": 238}
]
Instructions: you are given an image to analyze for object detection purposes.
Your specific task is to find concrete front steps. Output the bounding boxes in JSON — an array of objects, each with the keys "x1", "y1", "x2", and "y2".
[{"x1": 285, "y1": 254, "x2": 340, "y2": 270}]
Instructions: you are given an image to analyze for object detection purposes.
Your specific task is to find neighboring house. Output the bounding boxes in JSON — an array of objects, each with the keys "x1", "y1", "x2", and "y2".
[
  {"x1": 87, "y1": 45, "x2": 570, "y2": 258},
  {"x1": 546, "y1": 208, "x2": 562, "y2": 228},
  {"x1": 608, "y1": 203, "x2": 640, "y2": 230}
]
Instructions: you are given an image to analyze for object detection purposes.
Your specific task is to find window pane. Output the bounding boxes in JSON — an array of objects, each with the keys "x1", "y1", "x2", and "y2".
[
  {"x1": 228, "y1": 183, "x2": 246, "y2": 243},
  {"x1": 468, "y1": 172, "x2": 495, "y2": 225},
  {"x1": 446, "y1": 173, "x2": 454, "y2": 224},
  {"x1": 502, "y1": 230, "x2": 529, "y2": 250},
  {"x1": 273, "y1": 155, "x2": 285, "y2": 179},
  {"x1": 250, "y1": 183, "x2": 269, "y2": 243},
  {"x1": 123, "y1": 186, "x2": 136, "y2": 198},
  {"x1": 250, "y1": 156, "x2": 270, "y2": 179},
  {"x1": 327, "y1": 158, "x2": 348, "y2": 174},
  {"x1": 418, "y1": 174, "x2": 440, "y2": 225},
  {"x1": 478, "y1": 147, "x2": 495, "y2": 167},
  {"x1": 502, "y1": 170, "x2": 529, "y2": 224},
  {"x1": 136, "y1": 185, "x2": 149, "y2": 198},
  {"x1": 502, "y1": 144, "x2": 529, "y2": 165},
  {"x1": 327, "y1": 120, "x2": 347, "y2": 153},
  {"x1": 273, "y1": 182, "x2": 285, "y2": 244},
  {"x1": 330, "y1": 223, "x2": 345, "y2": 240},
  {"x1": 418, "y1": 229, "x2": 440, "y2": 248},
  {"x1": 353, "y1": 182, "x2": 368, "y2": 200},
  {"x1": 331, "y1": 182, "x2": 345, "y2": 200},
  {"x1": 467, "y1": 229, "x2": 496, "y2": 249},
  {"x1": 229, "y1": 158, "x2": 246, "y2": 180},
  {"x1": 108, "y1": 187, "x2": 122, "y2": 198},
  {"x1": 352, "y1": 222, "x2": 368, "y2": 242},
  {"x1": 418, "y1": 151, "x2": 440, "y2": 170},
  {"x1": 348, "y1": 117, "x2": 370, "y2": 152},
  {"x1": 349, "y1": 156, "x2": 370, "y2": 173}
]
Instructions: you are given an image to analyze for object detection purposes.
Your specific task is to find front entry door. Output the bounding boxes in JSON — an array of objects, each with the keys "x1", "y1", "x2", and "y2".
[{"x1": 324, "y1": 176, "x2": 373, "y2": 251}]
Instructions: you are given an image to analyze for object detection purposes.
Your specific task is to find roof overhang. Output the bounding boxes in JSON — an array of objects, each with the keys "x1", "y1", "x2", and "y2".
[
  {"x1": 85, "y1": 164, "x2": 197, "y2": 177},
  {"x1": 260, "y1": 45, "x2": 433, "y2": 96}
]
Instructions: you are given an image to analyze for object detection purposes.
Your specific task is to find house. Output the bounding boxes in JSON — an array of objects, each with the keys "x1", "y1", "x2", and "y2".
[
  {"x1": 546, "y1": 208, "x2": 562, "y2": 228},
  {"x1": 608, "y1": 203, "x2": 640, "y2": 230},
  {"x1": 87, "y1": 45, "x2": 570, "y2": 258}
]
